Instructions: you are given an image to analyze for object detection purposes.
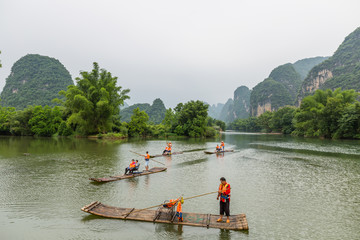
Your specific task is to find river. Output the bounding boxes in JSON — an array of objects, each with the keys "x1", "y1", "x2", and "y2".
[{"x1": 0, "y1": 133, "x2": 359, "y2": 239}]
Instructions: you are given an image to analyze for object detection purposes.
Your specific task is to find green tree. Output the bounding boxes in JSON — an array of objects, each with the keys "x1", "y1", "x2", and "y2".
[
  {"x1": 173, "y1": 100, "x2": 209, "y2": 137},
  {"x1": 269, "y1": 106, "x2": 296, "y2": 134},
  {"x1": 127, "y1": 108, "x2": 149, "y2": 137},
  {"x1": 59, "y1": 62, "x2": 130, "y2": 135},
  {"x1": 293, "y1": 88, "x2": 359, "y2": 138},
  {"x1": 0, "y1": 99, "x2": 16, "y2": 135},
  {"x1": 335, "y1": 102, "x2": 360, "y2": 139},
  {"x1": 256, "y1": 111, "x2": 273, "y2": 132},
  {"x1": 163, "y1": 108, "x2": 176, "y2": 133},
  {"x1": 28, "y1": 105, "x2": 63, "y2": 137},
  {"x1": 227, "y1": 117, "x2": 260, "y2": 132},
  {"x1": 9, "y1": 106, "x2": 34, "y2": 136}
]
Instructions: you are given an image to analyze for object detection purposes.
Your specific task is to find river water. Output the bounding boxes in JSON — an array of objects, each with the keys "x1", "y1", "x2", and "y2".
[{"x1": 0, "y1": 133, "x2": 359, "y2": 239}]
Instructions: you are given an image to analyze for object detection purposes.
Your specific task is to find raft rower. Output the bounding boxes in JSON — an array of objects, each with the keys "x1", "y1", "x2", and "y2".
[
  {"x1": 163, "y1": 196, "x2": 184, "y2": 222},
  {"x1": 217, "y1": 177, "x2": 231, "y2": 223}
]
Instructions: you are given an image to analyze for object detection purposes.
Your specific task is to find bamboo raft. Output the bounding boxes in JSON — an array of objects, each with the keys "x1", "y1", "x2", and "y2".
[
  {"x1": 89, "y1": 167, "x2": 167, "y2": 182},
  {"x1": 81, "y1": 201, "x2": 248, "y2": 231},
  {"x1": 204, "y1": 150, "x2": 234, "y2": 154},
  {"x1": 150, "y1": 151, "x2": 183, "y2": 158}
]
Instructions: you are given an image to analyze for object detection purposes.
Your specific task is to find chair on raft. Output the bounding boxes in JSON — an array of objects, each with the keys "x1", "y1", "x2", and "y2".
[{"x1": 128, "y1": 164, "x2": 140, "y2": 174}]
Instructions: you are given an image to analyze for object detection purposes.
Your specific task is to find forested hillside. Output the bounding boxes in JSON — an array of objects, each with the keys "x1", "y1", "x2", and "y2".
[
  {"x1": 250, "y1": 57, "x2": 327, "y2": 116},
  {"x1": 293, "y1": 56, "x2": 329, "y2": 80},
  {"x1": 120, "y1": 98, "x2": 166, "y2": 124},
  {"x1": 297, "y1": 27, "x2": 360, "y2": 104},
  {"x1": 0, "y1": 54, "x2": 73, "y2": 109}
]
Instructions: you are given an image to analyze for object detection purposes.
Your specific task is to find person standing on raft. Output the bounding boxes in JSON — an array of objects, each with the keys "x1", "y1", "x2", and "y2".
[
  {"x1": 140, "y1": 151, "x2": 150, "y2": 171},
  {"x1": 220, "y1": 141, "x2": 225, "y2": 151},
  {"x1": 217, "y1": 177, "x2": 231, "y2": 223}
]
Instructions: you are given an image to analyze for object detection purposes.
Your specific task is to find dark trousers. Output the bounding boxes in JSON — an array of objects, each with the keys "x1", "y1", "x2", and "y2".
[{"x1": 220, "y1": 200, "x2": 230, "y2": 216}]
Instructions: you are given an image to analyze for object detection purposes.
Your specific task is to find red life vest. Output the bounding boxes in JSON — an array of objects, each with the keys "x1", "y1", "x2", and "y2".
[{"x1": 219, "y1": 183, "x2": 230, "y2": 202}]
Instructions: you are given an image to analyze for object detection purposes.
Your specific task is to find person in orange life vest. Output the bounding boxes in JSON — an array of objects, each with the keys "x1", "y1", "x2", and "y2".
[
  {"x1": 129, "y1": 160, "x2": 140, "y2": 174},
  {"x1": 216, "y1": 145, "x2": 221, "y2": 152},
  {"x1": 220, "y1": 141, "x2": 225, "y2": 151},
  {"x1": 140, "y1": 151, "x2": 150, "y2": 171},
  {"x1": 124, "y1": 159, "x2": 136, "y2": 174},
  {"x1": 163, "y1": 146, "x2": 170, "y2": 155},
  {"x1": 163, "y1": 197, "x2": 184, "y2": 222},
  {"x1": 217, "y1": 177, "x2": 231, "y2": 223}
]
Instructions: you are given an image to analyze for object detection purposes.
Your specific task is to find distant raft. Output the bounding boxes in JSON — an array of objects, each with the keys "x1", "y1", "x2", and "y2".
[
  {"x1": 150, "y1": 151, "x2": 184, "y2": 158},
  {"x1": 81, "y1": 201, "x2": 248, "y2": 231},
  {"x1": 204, "y1": 150, "x2": 234, "y2": 154},
  {"x1": 89, "y1": 167, "x2": 167, "y2": 182}
]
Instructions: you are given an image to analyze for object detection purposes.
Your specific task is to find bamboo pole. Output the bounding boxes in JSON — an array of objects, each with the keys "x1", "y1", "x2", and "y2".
[
  {"x1": 123, "y1": 191, "x2": 219, "y2": 216},
  {"x1": 130, "y1": 150, "x2": 166, "y2": 166}
]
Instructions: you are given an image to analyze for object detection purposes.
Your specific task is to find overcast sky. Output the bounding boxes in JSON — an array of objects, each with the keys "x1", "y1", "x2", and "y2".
[{"x1": 1, "y1": 0, "x2": 359, "y2": 107}]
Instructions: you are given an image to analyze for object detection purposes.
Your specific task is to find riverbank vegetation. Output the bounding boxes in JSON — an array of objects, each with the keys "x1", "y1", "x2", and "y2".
[
  {"x1": 0, "y1": 63, "x2": 224, "y2": 138},
  {"x1": 228, "y1": 88, "x2": 360, "y2": 139}
]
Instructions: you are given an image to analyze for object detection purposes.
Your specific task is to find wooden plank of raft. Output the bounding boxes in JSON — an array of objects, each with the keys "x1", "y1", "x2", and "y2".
[
  {"x1": 124, "y1": 208, "x2": 135, "y2": 219},
  {"x1": 89, "y1": 167, "x2": 167, "y2": 182},
  {"x1": 204, "y1": 150, "x2": 234, "y2": 154},
  {"x1": 81, "y1": 202, "x2": 248, "y2": 231},
  {"x1": 206, "y1": 214, "x2": 211, "y2": 228}
]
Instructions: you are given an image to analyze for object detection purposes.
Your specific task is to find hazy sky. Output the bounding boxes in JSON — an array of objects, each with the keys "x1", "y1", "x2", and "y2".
[{"x1": 1, "y1": 0, "x2": 359, "y2": 107}]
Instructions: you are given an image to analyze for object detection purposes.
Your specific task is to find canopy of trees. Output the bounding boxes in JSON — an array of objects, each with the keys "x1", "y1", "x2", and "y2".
[
  {"x1": 293, "y1": 88, "x2": 360, "y2": 138},
  {"x1": 229, "y1": 89, "x2": 360, "y2": 139},
  {"x1": 58, "y1": 62, "x2": 130, "y2": 135}
]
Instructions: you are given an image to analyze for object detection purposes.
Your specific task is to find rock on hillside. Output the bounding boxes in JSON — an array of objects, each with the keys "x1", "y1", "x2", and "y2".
[
  {"x1": 296, "y1": 27, "x2": 360, "y2": 105},
  {"x1": 250, "y1": 57, "x2": 328, "y2": 116}
]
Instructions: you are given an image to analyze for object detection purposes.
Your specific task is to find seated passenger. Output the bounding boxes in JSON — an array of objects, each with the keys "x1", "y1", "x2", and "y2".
[
  {"x1": 124, "y1": 159, "x2": 136, "y2": 175},
  {"x1": 129, "y1": 160, "x2": 140, "y2": 174},
  {"x1": 216, "y1": 145, "x2": 221, "y2": 152}
]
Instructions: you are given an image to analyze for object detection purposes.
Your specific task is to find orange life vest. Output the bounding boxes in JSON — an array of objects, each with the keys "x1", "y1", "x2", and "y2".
[
  {"x1": 166, "y1": 199, "x2": 178, "y2": 208},
  {"x1": 219, "y1": 183, "x2": 230, "y2": 201},
  {"x1": 177, "y1": 201, "x2": 182, "y2": 212},
  {"x1": 129, "y1": 161, "x2": 136, "y2": 168},
  {"x1": 216, "y1": 146, "x2": 220, "y2": 150},
  {"x1": 145, "y1": 154, "x2": 150, "y2": 160},
  {"x1": 221, "y1": 142, "x2": 225, "y2": 147}
]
